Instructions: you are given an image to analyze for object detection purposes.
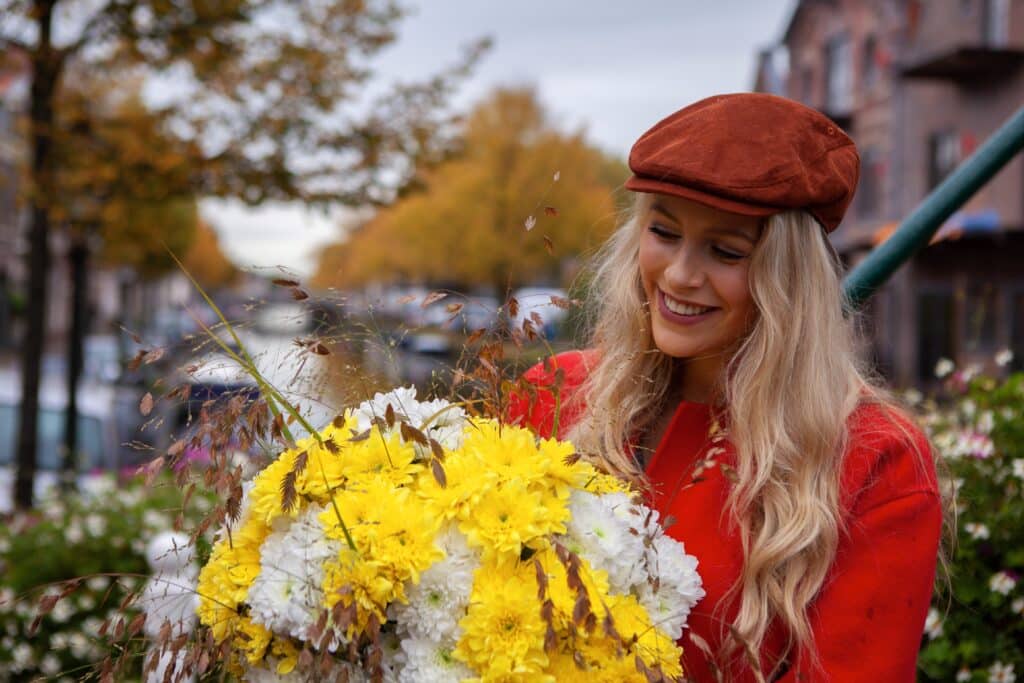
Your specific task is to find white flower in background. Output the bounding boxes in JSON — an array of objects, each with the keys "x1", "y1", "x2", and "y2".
[
  {"x1": 78, "y1": 593, "x2": 96, "y2": 611},
  {"x1": 638, "y1": 532, "x2": 705, "y2": 640},
  {"x1": 1013, "y1": 459, "x2": 1024, "y2": 480},
  {"x1": 1011, "y1": 598, "x2": 1024, "y2": 615},
  {"x1": 935, "y1": 358, "x2": 955, "y2": 378},
  {"x1": 143, "y1": 509, "x2": 170, "y2": 531},
  {"x1": 394, "y1": 636, "x2": 473, "y2": 682},
  {"x1": 965, "y1": 523, "x2": 990, "y2": 540},
  {"x1": 563, "y1": 491, "x2": 647, "y2": 593},
  {"x1": 903, "y1": 388, "x2": 923, "y2": 406},
  {"x1": 84, "y1": 513, "x2": 106, "y2": 537},
  {"x1": 961, "y1": 399, "x2": 977, "y2": 419},
  {"x1": 50, "y1": 597, "x2": 74, "y2": 623},
  {"x1": 0, "y1": 536, "x2": 9, "y2": 553},
  {"x1": 40, "y1": 653, "x2": 61, "y2": 677},
  {"x1": 989, "y1": 571, "x2": 1017, "y2": 595},
  {"x1": 389, "y1": 526, "x2": 478, "y2": 643},
  {"x1": 995, "y1": 348, "x2": 1014, "y2": 367},
  {"x1": 248, "y1": 504, "x2": 343, "y2": 644},
  {"x1": 11, "y1": 643, "x2": 32, "y2": 671},
  {"x1": 976, "y1": 410, "x2": 995, "y2": 435},
  {"x1": 69, "y1": 632, "x2": 91, "y2": 659},
  {"x1": 82, "y1": 616, "x2": 104, "y2": 637},
  {"x1": 923, "y1": 607, "x2": 943, "y2": 639},
  {"x1": 0, "y1": 587, "x2": 14, "y2": 612},
  {"x1": 989, "y1": 661, "x2": 1016, "y2": 683},
  {"x1": 50, "y1": 632, "x2": 69, "y2": 649},
  {"x1": 64, "y1": 521, "x2": 84, "y2": 544},
  {"x1": 958, "y1": 668, "x2": 973, "y2": 682},
  {"x1": 86, "y1": 576, "x2": 109, "y2": 592}
]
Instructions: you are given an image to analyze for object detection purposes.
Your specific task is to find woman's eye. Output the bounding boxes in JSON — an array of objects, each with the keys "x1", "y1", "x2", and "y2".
[
  {"x1": 648, "y1": 224, "x2": 679, "y2": 240},
  {"x1": 713, "y1": 246, "x2": 745, "y2": 261}
]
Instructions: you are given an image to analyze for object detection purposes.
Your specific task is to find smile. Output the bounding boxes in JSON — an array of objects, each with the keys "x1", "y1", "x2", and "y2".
[{"x1": 658, "y1": 290, "x2": 719, "y2": 324}]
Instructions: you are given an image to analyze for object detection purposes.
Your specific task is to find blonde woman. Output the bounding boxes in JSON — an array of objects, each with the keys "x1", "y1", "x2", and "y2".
[{"x1": 509, "y1": 94, "x2": 942, "y2": 682}]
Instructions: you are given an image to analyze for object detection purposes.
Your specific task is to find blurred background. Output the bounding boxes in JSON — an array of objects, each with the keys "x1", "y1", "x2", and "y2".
[{"x1": 0, "y1": 1, "x2": 1023, "y2": 678}]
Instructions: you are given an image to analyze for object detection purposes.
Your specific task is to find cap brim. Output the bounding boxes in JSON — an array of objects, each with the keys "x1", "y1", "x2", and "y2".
[{"x1": 624, "y1": 175, "x2": 781, "y2": 217}]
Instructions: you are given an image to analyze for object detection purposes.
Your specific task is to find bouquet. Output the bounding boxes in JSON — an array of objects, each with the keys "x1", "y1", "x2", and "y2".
[{"x1": 196, "y1": 387, "x2": 704, "y2": 681}]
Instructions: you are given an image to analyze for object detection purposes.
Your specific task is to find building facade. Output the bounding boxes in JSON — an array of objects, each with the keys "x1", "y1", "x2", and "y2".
[{"x1": 757, "y1": 0, "x2": 1024, "y2": 386}]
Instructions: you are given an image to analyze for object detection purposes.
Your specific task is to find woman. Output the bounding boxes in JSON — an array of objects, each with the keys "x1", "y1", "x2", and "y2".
[{"x1": 508, "y1": 93, "x2": 943, "y2": 682}]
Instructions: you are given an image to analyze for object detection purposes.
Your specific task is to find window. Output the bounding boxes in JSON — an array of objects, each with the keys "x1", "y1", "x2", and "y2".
[
  {"x1": 856, "y1": 146, "x2": 882, "y2": 219},
  {"x1": 825, "y1": 34, "x2": 853, "y2": 113},
  {"x1": 965, "y1": 283, "x2": 999, "y2": 354},
  {"x1": 0, "y1": 405, "x2": 105, "y2": 470},
  {"x1": 928, "y1": 130, "x2": 960, "y2": 189},
  {"x1": 918, "y1": 290, "x2": 956, "y2": 382}
]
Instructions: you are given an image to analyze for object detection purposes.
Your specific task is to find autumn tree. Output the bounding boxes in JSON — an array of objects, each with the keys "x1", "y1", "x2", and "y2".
[
  {"x1": 314, "y1": 87, "x2": 626, "y2": 295},
  {"x1": 182, "y1": 220, "x2": 238, "y2": 291},
  {"x1": 1, "y1": 0, "x2": 484, "y2": 508}
]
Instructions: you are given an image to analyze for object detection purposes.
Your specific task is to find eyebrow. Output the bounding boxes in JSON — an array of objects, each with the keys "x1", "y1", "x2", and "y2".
[{"x1": 651, "y1": 202, "x2": 759, "y2": 243}]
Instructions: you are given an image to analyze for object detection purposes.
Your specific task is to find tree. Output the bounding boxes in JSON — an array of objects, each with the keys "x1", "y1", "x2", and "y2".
[
  {"x1": 1, "y1": 0, "x2": 484, "y2": 509},
  {"x1": 182, "y1": 219, "x2": 238, "y2": 291},
  {"x1": 312, "y1": 87, "x2": 626, "y2": 295}
]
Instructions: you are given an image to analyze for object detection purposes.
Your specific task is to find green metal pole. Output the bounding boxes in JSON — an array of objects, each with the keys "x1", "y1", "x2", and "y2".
[{"x1": 843, "y1": 105, "x2": 1024, "y2": 308}]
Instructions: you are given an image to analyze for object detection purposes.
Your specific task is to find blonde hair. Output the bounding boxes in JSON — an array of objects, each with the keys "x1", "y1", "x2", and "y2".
[{"x1": 569, "y1": 196, "x2": 896, "y2": 677}]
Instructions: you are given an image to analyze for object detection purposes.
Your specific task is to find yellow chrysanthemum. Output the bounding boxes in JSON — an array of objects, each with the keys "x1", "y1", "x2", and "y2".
[
  {"x1": 339, "y1": 429, "x2": 422, "y2": 487},
  {"x1": 196, "y1": 515, "x2": 270, "y2": 642},
  {"x1": 461, "y1": 421, "x2": 550, "y2": 487},
  {"x1": 458, "y1": 481, "x2": 567, "y2": 560},
  {"x1": 581, "y1": 470, "x2": 634, "y2": 496},
  {"x1": 321, "y1": 549, "x2": 399, "y2": 633},
  {"x1": 417, "y1": 445, "x2": 494, "y2": 521},
  {"x1": 234, "y1": 617, "x2": 273, "y2": 665},
  {"x1": 455, "y1": 560, "x2": 550, "y2": 678},
  {"x1": 605, "y1": 594, "x2": 684, "y2": 678}
]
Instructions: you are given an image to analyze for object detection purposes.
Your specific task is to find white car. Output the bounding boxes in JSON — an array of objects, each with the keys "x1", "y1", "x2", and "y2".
[{"x1": 0, "y1": 371, "x2": 120, "y2": 512}]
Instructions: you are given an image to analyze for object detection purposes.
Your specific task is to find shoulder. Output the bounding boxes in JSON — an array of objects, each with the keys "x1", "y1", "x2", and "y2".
[
  {"x1": 507, "y1": 349, "x2": 597, "y2": 438},
  {"x1": 840, "y1": 400, "x2": 941, "y2": 514}
]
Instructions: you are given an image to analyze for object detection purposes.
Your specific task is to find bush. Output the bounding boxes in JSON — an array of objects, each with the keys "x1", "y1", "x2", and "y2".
[
  {"x1": 917, "y1": 358, "x2": 1024, "y2": 682},
  {"x1": 0, "y1": 476, "x2": 214, "y2": 681}
]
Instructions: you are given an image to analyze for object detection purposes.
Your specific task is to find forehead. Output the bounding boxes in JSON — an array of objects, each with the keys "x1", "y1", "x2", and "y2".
[{"x1": 647, "y1": 194, "x2": 762, "y2": 239}]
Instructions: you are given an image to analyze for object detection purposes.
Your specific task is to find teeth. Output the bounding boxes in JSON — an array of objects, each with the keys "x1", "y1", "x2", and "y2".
[{"x1": 664, "y1": 296, "x2": 713, "y2": 316}]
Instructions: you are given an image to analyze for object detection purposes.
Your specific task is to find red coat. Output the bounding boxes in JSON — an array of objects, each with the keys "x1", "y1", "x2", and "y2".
[{"x1": 508, "y1": 350, "x2": 942, "y2": 682}]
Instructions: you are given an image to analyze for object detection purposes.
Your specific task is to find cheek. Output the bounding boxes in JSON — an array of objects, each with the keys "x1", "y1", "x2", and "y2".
[{"x1": 637, "y1": 237, "x2": 660, "y2": 295}]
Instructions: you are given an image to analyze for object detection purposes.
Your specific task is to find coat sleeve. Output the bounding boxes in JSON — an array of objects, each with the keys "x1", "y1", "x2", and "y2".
[{"x1": 777, "y1": 420, "x2": 943, "y2": 682}]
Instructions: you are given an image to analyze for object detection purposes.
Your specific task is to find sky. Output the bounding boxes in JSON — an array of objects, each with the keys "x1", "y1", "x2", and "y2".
[{"x1": 204, "y1": 0, "x2": 796, "y2": 278}]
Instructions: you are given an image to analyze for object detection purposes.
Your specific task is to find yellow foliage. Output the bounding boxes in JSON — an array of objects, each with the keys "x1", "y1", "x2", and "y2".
[{"x1": 313, "y1": 87, "x2": 627, "y2": 292}]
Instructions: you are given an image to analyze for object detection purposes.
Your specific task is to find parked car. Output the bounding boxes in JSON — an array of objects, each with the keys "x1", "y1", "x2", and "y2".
[{"x1": 0, "y1": 371, "x2": 120, "y2": 513}]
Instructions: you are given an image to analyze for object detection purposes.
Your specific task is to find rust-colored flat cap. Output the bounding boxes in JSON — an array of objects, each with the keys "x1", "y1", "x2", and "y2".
[{"x1": 625, "y1": 93, "x2": 859, "y2": 232}]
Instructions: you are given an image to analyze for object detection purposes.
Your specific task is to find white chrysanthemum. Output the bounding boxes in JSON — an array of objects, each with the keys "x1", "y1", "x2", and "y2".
[
  {"x1": 389, "y1": 527, "x2": 478, "y2": 642},
  {"x1": 564, "y1": 491, "x2": 647, "y2": 593},
  {"x1": 394, "y1": 636, "x2": 473, "y2": 682},
  {"x1": 638, "y1": 533, "x2": 705, "y2": 640},
  {"x1": 248, "y1": 504, "x2": 344, "y2": 642},
  {"x1": 351, "y1": 387, "x2": 467, "y2": 451},
  {"x1": 988, "y1": 661, "x2": 1016, "y2": 683}
]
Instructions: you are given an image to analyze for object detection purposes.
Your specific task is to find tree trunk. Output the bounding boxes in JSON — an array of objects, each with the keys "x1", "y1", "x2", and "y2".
[
  {"x1": 14, "y1": 0, "x2": 58, "y2": 510},
  {"x1": 61, "y1": 235, "x2": 88, "y2": 489}
]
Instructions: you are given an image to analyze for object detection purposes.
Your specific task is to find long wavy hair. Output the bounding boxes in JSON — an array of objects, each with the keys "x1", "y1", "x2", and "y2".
[{"x1": 568, "y1": 194, "x2": 911, "y2": 677}]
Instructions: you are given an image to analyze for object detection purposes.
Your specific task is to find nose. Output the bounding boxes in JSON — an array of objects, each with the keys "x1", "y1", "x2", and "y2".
[{"x1": 663, "y1": 243, "x2": 707, "y2": 290}]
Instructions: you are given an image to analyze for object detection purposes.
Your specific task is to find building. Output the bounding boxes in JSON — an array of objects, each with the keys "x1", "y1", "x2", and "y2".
[{"x1": 757, "y1": 0, "x2": 1024, "y2": 387}]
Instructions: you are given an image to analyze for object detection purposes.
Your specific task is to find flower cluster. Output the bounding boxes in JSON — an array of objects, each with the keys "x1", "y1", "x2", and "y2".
[
  {"x1": 196, "y1": 387, "x2": 704, "y2": 681},
  {"x1": 916, "y1": 354, "x2": 1023, "y2": 682},
  {"x1": 0, "y1": 475, "x2": 214, "y2": 681}
]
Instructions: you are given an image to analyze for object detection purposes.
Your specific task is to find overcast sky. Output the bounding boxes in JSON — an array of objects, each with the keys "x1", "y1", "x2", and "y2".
[{"x1": 205, "y1": 0, "x2": 796, "y2": 278}]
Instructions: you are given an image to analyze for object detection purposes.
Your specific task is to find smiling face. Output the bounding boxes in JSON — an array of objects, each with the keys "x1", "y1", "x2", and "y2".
[{"x1": 637, "y1": 194, "x2": 763, "y2": 376}]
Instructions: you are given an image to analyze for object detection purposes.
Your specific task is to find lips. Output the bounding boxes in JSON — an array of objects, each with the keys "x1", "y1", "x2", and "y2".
[{"x1": 657, "y1": 290, "x2": 719, "y2": 324}]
